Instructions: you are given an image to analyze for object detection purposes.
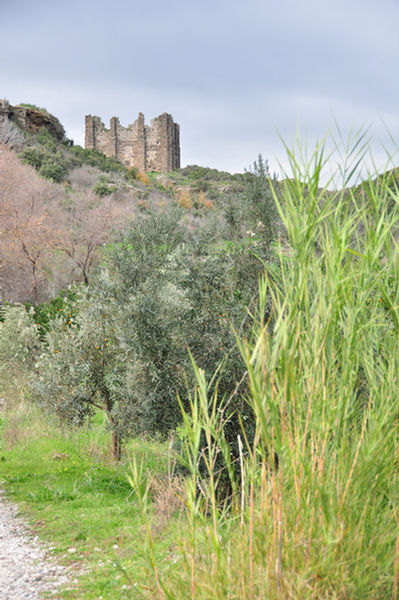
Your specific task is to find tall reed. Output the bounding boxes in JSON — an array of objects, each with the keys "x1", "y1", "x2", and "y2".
[{"x1": 135, "y1": 137, "x2": 399, "y2": 599}]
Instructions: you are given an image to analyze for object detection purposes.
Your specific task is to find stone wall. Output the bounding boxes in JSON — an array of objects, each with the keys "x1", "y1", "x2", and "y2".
[{"x1": 85, "y1": 112, "x2": 180, "y2": 173}]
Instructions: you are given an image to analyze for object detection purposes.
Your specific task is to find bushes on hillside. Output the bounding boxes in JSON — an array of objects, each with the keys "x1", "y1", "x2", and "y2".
[
  {"x1": 93, "y1": 176, "x2": 118, "y2": 197},
  {"x1": 18, "y1": 147, "x2": 46, "y2": 170},
  {"x1": 19, "y1": 146, "x2": 68, "y2": 182},
  {"x1": 18, "y1": 132, "x2": 137, "y2": 185},
  {"x1": 69, "y1": 145, "x2": 137, "y2": 181},
  {"x1": 39, "y1": 158, "x2": 68, "y2": 183}
]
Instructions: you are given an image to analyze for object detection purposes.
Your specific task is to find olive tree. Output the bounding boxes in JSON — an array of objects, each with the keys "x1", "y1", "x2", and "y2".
[{"x1": 32, "y1": 283, "x2": 136, "y2": 459}]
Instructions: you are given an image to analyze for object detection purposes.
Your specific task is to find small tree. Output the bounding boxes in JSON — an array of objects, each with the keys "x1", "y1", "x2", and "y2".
[
  {"x1": 94, "y1": 209, "x2": 269, "y2": 441},
  {"x1": 59, "y1": 191, "x2": 132, "y2": 284},
  {"x1": 0, "y1": 148, "x2": 66, "y2": 303},
  {"x1": 241, "y1": 154, "x2": 280, "y2": 241},
  {"x1": 32, "y1": 284, "x2": 135, "y2": 459}
]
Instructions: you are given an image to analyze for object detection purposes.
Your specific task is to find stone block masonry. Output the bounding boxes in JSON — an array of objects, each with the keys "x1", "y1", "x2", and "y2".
[{"x1": 85, "y1": 112, "x2": 180, "y2": 173}]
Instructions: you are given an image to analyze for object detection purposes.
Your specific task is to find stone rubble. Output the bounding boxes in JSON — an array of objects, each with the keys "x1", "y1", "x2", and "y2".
[{"x1": 0, "y1": 490, "x2": 71, "y2": 599}]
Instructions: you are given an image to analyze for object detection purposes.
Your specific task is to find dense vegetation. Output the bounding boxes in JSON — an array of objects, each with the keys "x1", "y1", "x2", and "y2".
[
  {"x1": 18, "y1": 129, "x2": 138, "y2": 184},
  {"x1": 1, "y1": 122, "x2": 399, "y2": 598}
]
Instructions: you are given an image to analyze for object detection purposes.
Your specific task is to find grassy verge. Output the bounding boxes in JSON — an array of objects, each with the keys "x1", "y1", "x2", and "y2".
[{"x1": 0, "y1": 401, "x2": 182, "y2": 599}]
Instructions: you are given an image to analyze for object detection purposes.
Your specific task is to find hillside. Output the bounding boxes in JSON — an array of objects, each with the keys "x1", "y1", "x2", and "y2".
[{"x1": 0, "y1": 107, "x2": 279, "y2": 304}]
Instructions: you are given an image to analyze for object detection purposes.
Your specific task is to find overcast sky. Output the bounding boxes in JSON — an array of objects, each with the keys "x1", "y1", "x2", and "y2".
[{"x1": 2, "y1": 0, "x2": 399, "y2": 177}]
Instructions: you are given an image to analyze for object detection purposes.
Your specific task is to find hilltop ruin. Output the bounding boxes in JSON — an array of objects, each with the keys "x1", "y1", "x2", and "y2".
[{"x1": 85, "y1": 112, "x2": 180, "y2": 173}]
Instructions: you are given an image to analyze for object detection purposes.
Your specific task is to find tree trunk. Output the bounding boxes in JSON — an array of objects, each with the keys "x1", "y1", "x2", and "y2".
[
  {"x1": 112, "y1": 429, "x2": 122, "y2": 461},
  {"x1": 103, "y1": 377, "x2": 122, "y2": 461}
]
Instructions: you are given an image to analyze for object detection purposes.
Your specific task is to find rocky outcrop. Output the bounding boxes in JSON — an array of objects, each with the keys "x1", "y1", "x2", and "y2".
[{"x1": 0, "y1": 99, "x2": 65, "y2": 141}]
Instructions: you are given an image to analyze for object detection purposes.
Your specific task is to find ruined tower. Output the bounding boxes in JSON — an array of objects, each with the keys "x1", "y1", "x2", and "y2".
[{"x1": 84, "y1": 112, "x2": 180, "y2": 173}]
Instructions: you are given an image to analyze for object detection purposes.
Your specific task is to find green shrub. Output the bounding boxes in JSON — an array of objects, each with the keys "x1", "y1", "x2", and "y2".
[
  {"x1": 96, "y1": 209, "x2": 271, "y2": 442},
  {"x1": 18, "y1": 147, "x2": 46, "y2": 170},
  {"x1": 18, "y1": 103, "x2": 48, "y2": 114},
  {"x1": 32, "y1": 130, "x2": 58, "y2": 152},
  {"x1": 241, "y1": 154, "x2": 279, "y2": 238},
  {"x1": 25, "y1": 287, "x2": 79, "y2": 341},
  {"x1": 19, "y1": 139, "x2": 68, "y2": 182},
  {"x1": 39, "y1": 157, "x2": 67, "y2": 182},
  {"x1": 69, "y1": 146, "x2": 128, "y2": 176},
  {"x1": 92, "y1": 176, "x2": 118, "y2": 197}
]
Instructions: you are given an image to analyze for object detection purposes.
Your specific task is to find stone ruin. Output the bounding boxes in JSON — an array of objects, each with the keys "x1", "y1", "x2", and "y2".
[
  {"x1": 0, "y1": 100, "x2": 181, "y2": 173},
  {"x1": 85, "y1": 112, "x2": 180, "y2": 173},
  {"x1": 0, "y1": 99, "x2": 65, "y2": 140}
]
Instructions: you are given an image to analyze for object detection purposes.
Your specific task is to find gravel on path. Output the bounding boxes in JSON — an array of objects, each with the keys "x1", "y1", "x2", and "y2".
[{"x1": 0, "y1": 490, "x2": 72, "y2": 599}]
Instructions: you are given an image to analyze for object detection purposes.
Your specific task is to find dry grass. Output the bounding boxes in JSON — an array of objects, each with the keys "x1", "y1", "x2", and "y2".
[
  {"x1": 1, "y1": 411, "x2": 31, "y2": 449},
  {"x1": 68, "y1": 165, "x2": 101, "y2": 188},
  {"x1": 136, "y1": 171, "x2": 150, "y2": 185},
  {"x1": 0, "y1": 399, "x2": 44, "y2": 449},
  {"x1": 148, "y1": 472, "x2": 185, "y2": 534},
  {"x1": 176, "y1": 189, "x2": 193, "y2": 209},
  {"x1": 196, "y1": 190, "x2": 214, "y2": 209}
]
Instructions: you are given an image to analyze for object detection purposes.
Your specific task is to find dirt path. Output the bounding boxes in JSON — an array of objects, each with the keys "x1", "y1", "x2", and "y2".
[{"x1": 0, "y1": 490, "x2": 71, "y2": 599}]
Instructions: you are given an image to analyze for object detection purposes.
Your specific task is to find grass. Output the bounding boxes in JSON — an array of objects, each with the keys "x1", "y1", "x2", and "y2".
[{"x1": 0, "y1": 402, "x2": 182, "y2": 599}]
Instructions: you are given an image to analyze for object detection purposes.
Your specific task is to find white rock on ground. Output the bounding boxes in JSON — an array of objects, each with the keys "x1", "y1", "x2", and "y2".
[{"x1": 0, "y1": 490, "x2": 72, "y2": 599}]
